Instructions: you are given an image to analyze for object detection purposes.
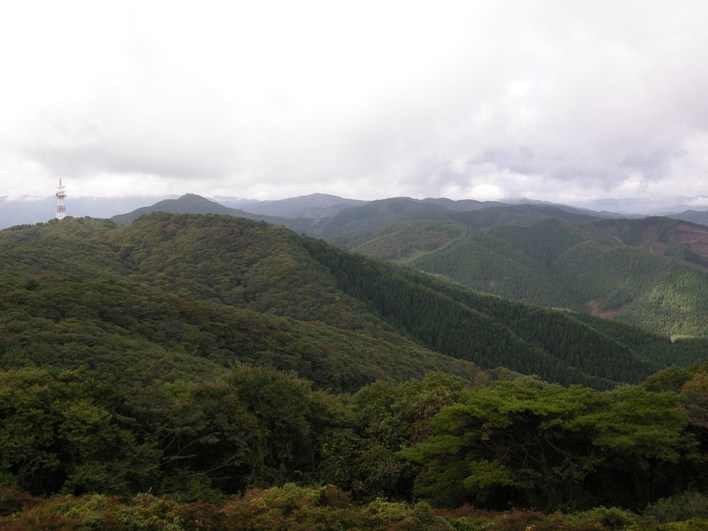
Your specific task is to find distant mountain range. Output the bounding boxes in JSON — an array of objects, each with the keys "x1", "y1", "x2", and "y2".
[
  {"x1": 3, "y1": 192, "x2": 708, "y2": 229},
  {"x1": 217, "y1": 193, "x2": 367, "y2": 218},
  {"x1": 109, "y1": 193, "x2": 618, "y2": 235},
  {"x1": 0, "y1": 196, "x2": 162, "y2": 228}
]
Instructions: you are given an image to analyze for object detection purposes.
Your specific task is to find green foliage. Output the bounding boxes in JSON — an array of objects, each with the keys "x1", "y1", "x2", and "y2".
[
  {"x1": 0, "y1": 368, "x2": 160, "y2": 496},
  {"x1": 305, "y1": 235, "x2": 669, "y2": 387},
  {"x1": 404, "y1": 378, "x2": 699, "y2": 512},
  {"x1": 643, "y1": 367, "x2": 693, "y2": 393},
  {"x1": 1, "y1": 213, "x2": 706, "y2": 525},
  {"x1": 644, "y1": 491, "x2": 708, "y2": 523},
  {"x1": 220, "y1": 483, "x2": 355, "y2": 530},
  {"x1": 335, "y1": 219, "x2": 467, "y2": 262},
  {"x1": 568, "y1": 506, "x2": 640, "y2": 530},
  {"x1": 7, "y1": 487, "x2": 704, "y2": 530},
  {"x1": 319, "y1": 373, "x2": 479, "y2": 502},
  {"x1": 344, "y1": 214, "x2": 708, "y2": 339}
]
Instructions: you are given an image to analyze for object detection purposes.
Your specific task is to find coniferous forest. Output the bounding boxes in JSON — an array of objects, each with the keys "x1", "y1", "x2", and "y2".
[{"x1": 1, "y1": 213, "x2": 706, "y2": 529}]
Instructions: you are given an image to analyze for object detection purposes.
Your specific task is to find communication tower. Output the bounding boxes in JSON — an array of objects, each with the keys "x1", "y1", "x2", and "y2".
[{"x1": 56, "y1": 178, "x2": 67, "y2": 220}]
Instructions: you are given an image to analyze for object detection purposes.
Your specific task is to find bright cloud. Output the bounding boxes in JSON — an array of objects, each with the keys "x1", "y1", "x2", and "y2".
[{"x1": 0, "y1": 0, "x2": 707, "y2": 208}]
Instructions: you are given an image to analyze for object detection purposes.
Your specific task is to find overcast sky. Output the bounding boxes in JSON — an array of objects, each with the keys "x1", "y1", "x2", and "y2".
[{"x1": 1, "y1": 0, "x2": 708, "y2": 208}]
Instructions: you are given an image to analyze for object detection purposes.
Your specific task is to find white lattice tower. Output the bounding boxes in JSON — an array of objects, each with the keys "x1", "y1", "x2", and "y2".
[{"x1": 56, "y1": 179, "x2": 67, "y2": 220}]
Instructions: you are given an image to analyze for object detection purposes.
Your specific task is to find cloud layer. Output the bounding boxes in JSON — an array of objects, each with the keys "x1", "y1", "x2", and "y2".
[{"x1": 1, "y1": 0, "x2": 707, "y2": 207}]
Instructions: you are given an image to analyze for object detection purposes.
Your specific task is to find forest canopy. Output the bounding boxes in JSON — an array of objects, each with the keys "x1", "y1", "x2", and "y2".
[{"x1": 0, "y1": 214, "x2": 706, "y2": 529}]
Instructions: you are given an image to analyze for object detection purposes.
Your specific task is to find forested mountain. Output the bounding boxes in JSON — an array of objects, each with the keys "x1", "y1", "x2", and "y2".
[
  {"x1": 110, "y1": 193, "x2": 270, "y2": 226},
  {"x1": 223, "y1": 192, "x2": 367, "y2": 218},
  {"x1": 109, "y1": 194, "x2": 708, "y2": 338},
  {"x1": 112, "y1": 193, "x2": 601, "y2": 238},
  {"x1": 341, "y1": 215, "x2": 708, "y2": 339},
  {"x1": 0, "y1": 217, "x2": 484, "y2": 392},
  {"x1": 669, "y1": 209, "x2": 708, "y2": 226},
  {"x1": 2, "y1": 213, "x2": 702, "y2": 391},
  {"x1": 1, "y1": 213, "x2": 706, "y2": 527},
  {"x1": 300, "y1": 197, "x2": 603, "y2": 238}
]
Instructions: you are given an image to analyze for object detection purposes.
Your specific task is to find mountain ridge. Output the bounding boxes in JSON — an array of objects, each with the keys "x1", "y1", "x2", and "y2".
[
  {"x1": 105, "y1": 194, "x2": 708, "y2": 338},
  {"x1": 3, "y1": 212, "x2": 705, "y2": 392}
]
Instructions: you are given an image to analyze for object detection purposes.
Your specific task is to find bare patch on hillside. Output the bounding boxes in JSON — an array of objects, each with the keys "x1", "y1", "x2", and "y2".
[
  {"x1": 675, "y1": 222, "x2": 708, "y2": 258},
  {"x1": 637, "y1": 224, "x2": 667, "y2": 255},
  {"x1": 585, "y1": 299, "x2": 622, "y2": 319}
]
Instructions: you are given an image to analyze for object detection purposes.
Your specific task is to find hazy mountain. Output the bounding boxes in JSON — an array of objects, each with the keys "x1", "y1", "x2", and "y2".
[
  {"x1": 220, "y1": 193, "x2": 366, "y2": 219},
  {"x1": 110, "y1": 193, "x2": 258, "y2": 225},
  {"x1": 419, "y1": 197, "x2": 504, "y2": 211},
  {"x1": 110, "y1": 194, "x2": 596, "y2": 239},
  {"x1": 669, "y1": 209, "x2": 708, "y2": 226},
  {"x1": 568, "y1": 196, "x2": 708, "y2": 216}
]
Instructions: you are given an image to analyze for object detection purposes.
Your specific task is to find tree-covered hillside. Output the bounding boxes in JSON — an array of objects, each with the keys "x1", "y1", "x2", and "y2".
[
  {"x1": 3, "y1": 214, "x2": 704, "y2": 391},
  {"x1": 1, "y1": 214, "x2": 707, "y2": 528},
  {"x1": 0, "y1": 217, "x2": 487, "y2": 392},
  {"x1": 341, "y1": 215, "x2": 708, "y2": 339}
]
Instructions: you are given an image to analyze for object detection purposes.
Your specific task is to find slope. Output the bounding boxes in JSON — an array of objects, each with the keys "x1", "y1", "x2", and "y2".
[
  {"x1": 2, "y1": 213, "x2": 701, "y2": 391},
  {"x1": 669, "y1": 209, "x2": 708, "y2": 226},
  {"x1": 331, "y1": 219, "x2": 468, "y2": 263},
  {"x1": 0, "y1": 217, "x2": 482, "y2": 392},
  {"x1": 308, "y1": 197, "x2": 603, "y2": 238},
  {"x1": 232, "y1": 193, "x2": 366, "y2": 218},
  {"x1": 406, "y1": 217, "x2": 708, "y2": 338}
]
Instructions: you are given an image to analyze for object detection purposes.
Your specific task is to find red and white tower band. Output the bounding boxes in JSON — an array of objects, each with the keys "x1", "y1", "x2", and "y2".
[{"x1": 56, "y1": 178, "x2": 67, "y2": 220}]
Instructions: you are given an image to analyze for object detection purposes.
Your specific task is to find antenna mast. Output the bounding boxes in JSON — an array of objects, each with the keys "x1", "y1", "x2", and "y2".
[{"x1": 55, "y1": 179, "x2": 67, "y2": 220}]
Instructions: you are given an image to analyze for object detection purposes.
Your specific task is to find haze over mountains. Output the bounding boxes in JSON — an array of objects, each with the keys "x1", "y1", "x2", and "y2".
[{"x1": 3, "y1": 192, "x2": 708, "y2": 230}]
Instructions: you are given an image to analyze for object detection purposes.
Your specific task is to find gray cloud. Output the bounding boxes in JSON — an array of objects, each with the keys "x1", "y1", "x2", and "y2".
[{"x1": 1, "y1": 1, "x2": 707, "y2": 208}]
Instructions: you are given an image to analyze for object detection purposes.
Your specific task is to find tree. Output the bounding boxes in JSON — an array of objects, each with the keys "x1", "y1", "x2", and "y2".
[
  {"x1": 0, "y1": 368, "x2": 159, "y2": 495},
  {"x1": 404, "y1": 378, "x2": 694, "y2": 511}
]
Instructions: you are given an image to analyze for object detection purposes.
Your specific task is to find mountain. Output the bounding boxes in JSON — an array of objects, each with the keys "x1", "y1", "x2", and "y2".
[
  {"x1": 341, "y1": 215, "x2": 708, "y2": 338},
  {"x1": 108, "y1": 193, "x2": 608, "y2": 237},
  {"x1": 107, "y1": 194, "x2": 708, "y2": 338},
  {"x1": 2, "y1": 213, "x2": 705, "y2": 394},
  {"x1": 0, "y1": 215, "x2": 481, "y2": 392},
  {"x1": 419, "y1": 197, "x2": 504, "y2": 211},
  {"x1": 110, "y1": 193, "x2": 261, "y2": 225},
  {"x1": 110, "y1": 193, "x2": 321, "y2": 233},
  {"x1": 301, "y1": 197, "x2": 601, "y2": 239},
  {"x1": 223, "y1": 193, "x2": 367, "y2": 219},
  {"x1": 669, "y1": 209, "x2": 708, "y2": 226},
  {"x1": 568, "y1": 196, "x2": 708, "y2": 216}
]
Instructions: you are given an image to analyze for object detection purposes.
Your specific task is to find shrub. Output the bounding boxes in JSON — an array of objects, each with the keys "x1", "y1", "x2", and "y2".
[
  {"x1": 570, "y1": 506, "x2": 638, "y2": 530},
  {"x1": 644, "y1": 491, "x2": 708, "y2": 523}
]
